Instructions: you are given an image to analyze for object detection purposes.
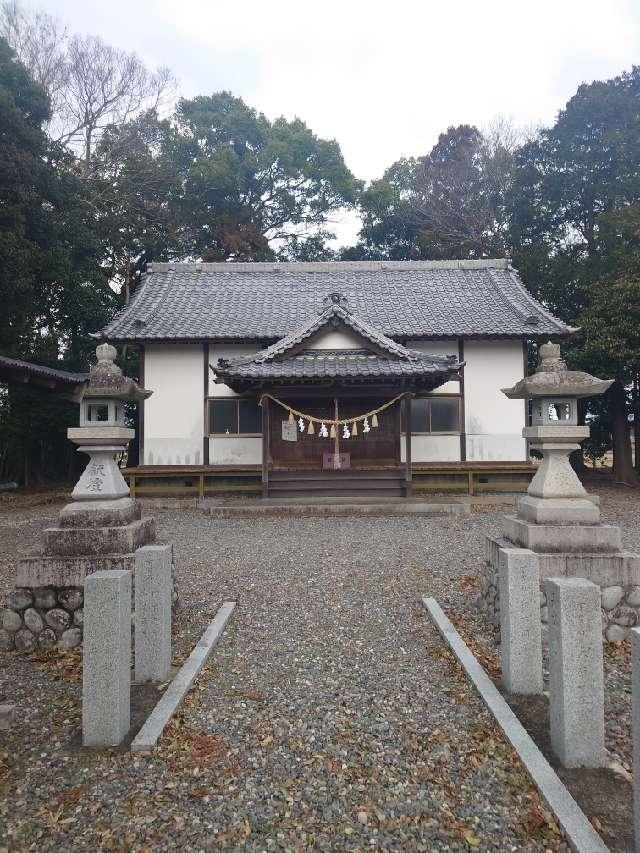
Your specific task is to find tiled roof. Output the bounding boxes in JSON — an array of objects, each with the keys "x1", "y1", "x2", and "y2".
[
  {"x1": 215, "y1": 349, "x2": 460, "y2": 383},
  {"x1": 96, "y1": 259, "x2": 574, "y2": 342},
  {"x1": 235, "y1": 294, "x2": 423, "y2": 365},
  {"x1": 0, "y1": 355, "x2": 87, "y2": 385}
]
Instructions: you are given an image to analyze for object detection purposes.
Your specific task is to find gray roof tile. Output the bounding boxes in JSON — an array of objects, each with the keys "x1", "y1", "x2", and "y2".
[
  {"x1": 96, "y1": 260, "x2": 573, "y2": 342},
  {"x1": 215, "y1": 350, "x2": 460, "y2": 382}
]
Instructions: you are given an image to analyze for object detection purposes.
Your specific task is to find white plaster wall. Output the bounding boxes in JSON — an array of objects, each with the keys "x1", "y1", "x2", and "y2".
[
  {"x1": 144, "y1": 344, "x2": 203, "y2": 466},
  {"x1": 463, "y1": 340, "x2": 526, "y2": 461},
  {"x1": 401, "y1": 434, "x2": 461, "y2": 463},
  {"x1": 406, "y1": 340, "x2": 460, "y2": 394},
  {"x1": 208, "y1": 435, "x2": 262, "y2": 465},
  {"x1": 308, "y1": 328, "x2": 365, "y2": 349}
]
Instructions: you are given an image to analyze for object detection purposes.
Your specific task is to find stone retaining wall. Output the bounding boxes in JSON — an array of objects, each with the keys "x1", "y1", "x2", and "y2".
[
  {"x1": 1, "y1": 562, "x2": 179, "y2": 653},
  {"x1": 478, "y1": 559, "x2": 640, "y2": 641},
  {"x1": 0, "y1": 586, "x2": 83, "y2": 651}
]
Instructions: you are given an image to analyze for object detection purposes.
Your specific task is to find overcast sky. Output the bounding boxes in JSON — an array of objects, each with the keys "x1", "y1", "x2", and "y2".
[{"x1": 33, "y1": 0, "x2": 640, "y2": 245}]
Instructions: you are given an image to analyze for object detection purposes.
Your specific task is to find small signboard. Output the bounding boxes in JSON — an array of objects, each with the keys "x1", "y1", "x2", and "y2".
[
  {"x1": 323, "y1": 452, "x2": 351, "y2": 470},
  {"x1": 281, "y1": 421, "x2": 298, "y2": 442}
]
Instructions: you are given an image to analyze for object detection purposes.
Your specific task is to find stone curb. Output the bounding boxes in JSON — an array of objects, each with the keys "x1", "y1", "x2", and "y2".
[
  {"x1": 200, "y1": 503, "x2": 470, "y2": 518},
  {"x1": 422, "y1": 596, "x2": 609, "y2": 853},
  {"x1": 130, "y1": 601, "x2": 236, "y2": 752}
]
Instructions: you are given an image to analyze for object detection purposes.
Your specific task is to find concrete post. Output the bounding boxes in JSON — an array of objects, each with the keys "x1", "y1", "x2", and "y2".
[
  {"x1": 82, "y1": 570, "x2": 131, "y2": 746},
  {"x1": 134, "y1": 545, "x2": 172, "y2": 683},
  {"x1": 498, "y1": 547, "x2": 543, "y2": 694},
  {"x1": 631, "y1": 627, "x2": 640, "y2": 851},
  {"x1": 545, "y1": 577, "x2": 604, "y2": 768}
]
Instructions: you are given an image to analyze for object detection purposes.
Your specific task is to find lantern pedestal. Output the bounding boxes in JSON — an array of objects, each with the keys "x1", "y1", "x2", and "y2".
[
  {"x1": 518, "y1": 424, "x2": 601, "y2": 524},
  {"x1": 71, "y1": 445, "x2": 131, "y2": 502},
  {"x1": 478, "y1": 341, "x2": 640, "y2": 641},
  {"x1": 516, "y1": 496, "x2": 600, "y2": 525}
]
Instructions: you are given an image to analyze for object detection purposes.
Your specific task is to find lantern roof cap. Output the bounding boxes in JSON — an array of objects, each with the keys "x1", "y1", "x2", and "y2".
[
  {"x1": 501, "y1": 341, "x2": 613, "y2": 400},
  {"x1": 83, "y1": 343, "x2": 152, "y2": 401}
]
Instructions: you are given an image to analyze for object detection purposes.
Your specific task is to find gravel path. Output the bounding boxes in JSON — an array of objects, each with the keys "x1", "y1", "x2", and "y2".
[{"x1": 3, "y1": 491, "x2": 627, "y2": 850}]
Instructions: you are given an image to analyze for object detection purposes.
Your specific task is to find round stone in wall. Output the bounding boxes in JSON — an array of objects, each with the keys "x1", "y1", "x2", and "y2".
[
  {"x1": 23, "y1": 608, "x2": 44, "y2": 635},
  {"x1": 627, "y1": 587, "x2": 640, "y2": 607},
  {"x1": 37, "y1": 628, "x2": 57, "y2": 649},
  {"x1": 1, "y1": 609, "x2": 22, "y2": 633},
  {"x1": 14, "y1": 628, "x2": 36, "y2": 652},
  {"x1": 605, "y1": 623, "x2": 627, "y2": 642},
  {"x1": 73, "y1": 608, "x2": 83, "y2": 627},
  {"x1": 45, "y1": 608, "x2": 71, "y2": 635},
  {"x1": 601, "y1": 586, "x2": 625, "y2": 611},
  {"x1": 611, "y1": 606, "x2": 638, "y2": 628},
  {"x1": 57, "y1": 628, "x2": 82, "y2": 649},
  {"x1": 33, "y1": 587, "x2": 57, "y2": 609},
  {"x1": 58, "y1": 587, "x2": 83, "y2": 611},
  {"x1": 8, "y1": 588, "x2": 33, "y2": 611}
]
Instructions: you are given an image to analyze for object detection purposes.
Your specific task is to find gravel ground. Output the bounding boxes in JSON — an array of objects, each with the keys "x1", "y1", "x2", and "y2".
[{"x1": 0, "y1": 485, "x2": 634, "y2": 850}]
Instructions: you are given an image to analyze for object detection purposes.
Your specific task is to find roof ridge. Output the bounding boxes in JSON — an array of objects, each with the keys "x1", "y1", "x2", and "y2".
[
  {"x1": 220, "y1": 299, "x2": 419, "y2": 367},
  {"x1": 146, "y1": 259, "x2": 510, "y2": 274}
]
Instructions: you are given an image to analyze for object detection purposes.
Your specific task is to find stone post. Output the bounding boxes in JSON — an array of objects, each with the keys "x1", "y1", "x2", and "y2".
[
  {"x1": 498, "y1": 547, "x2": 543, "y2": 694},
  {"x1": 546, "y1": 577, "x2": 604, "y2": 768},
  {"x1": 82, "y1": 570, "x2": 131, "y2": 747},
  {"x1": 134, "y1": 545, "x2": 172, "y2": 683},
  {"x1": 632, "y1": 627, "x2": 640, "y2": 851}
]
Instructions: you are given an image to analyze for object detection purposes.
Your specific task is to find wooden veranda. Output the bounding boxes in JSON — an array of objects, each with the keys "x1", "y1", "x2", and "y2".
[{"x1": 123, "y1": 461, "x2": 537, "y2": 499}]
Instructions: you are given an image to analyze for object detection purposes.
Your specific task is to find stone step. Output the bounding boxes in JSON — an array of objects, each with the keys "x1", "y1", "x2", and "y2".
[
  {"x1": 43, "y1": 517, "x2": 156, "y2": 557},
  {"x1": 503, "y1": 515, "x2": 621, "y2": 554},
  {"x1": 58, "y1": 497, "x2": 141, "y2": 529},
  {"x1": 16, "y1": 553, "x2": 136, "y2": 588}
]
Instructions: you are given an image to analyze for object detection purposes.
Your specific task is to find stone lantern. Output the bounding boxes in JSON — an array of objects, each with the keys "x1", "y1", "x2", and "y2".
[
  {"x1": 1, "y1": 343, "x2": 161, "y2": 656},
  {"x1": 478, "y1": 341, "x2": 640, "y2": 643},
  {"x1": 502, "y1": 341, "x2": 613, "y2": 523},
  {"x1": 68, "y1": 343, "x2": 152, "y2": 501}
]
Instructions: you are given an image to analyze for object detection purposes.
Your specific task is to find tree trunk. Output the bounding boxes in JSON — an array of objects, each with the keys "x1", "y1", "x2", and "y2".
[
  {"x1": 634, "y1": 376, "x2": 640, "y2": 474},
  {"x1": 610, "y1": 381, "x2": 637, "y2": 484}
]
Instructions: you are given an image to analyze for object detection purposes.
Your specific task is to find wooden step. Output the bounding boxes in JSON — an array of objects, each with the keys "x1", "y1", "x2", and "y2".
[
  {"x1": 268, "y1": 487, "x2": 407, "y2": 498},
  {"x1": 269, "y1": 479, "x2": 405, "y2": 492},
  {"x1": 268, "y1": 468, "x2": 407, "y2": 498},
  {"x1": 269, "y1": 469, "x2": 404, "y2": 482}
]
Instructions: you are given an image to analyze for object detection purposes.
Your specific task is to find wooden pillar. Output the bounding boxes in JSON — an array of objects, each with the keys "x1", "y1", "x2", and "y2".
[
  {"x1": 404, "y1": 394, "x2": 412, "y2": 497},
  {"x1": 202, "y1": 343, "x2": 210, "y2": 466},
  {"x1": 138, "y1": 345, "x2": 145, "y2": 466},
  {"x1": 333, "y1": 397, "x2": 340, "y2": 460},
  {"x1": 458, "y1": 338, "x2": 466, "y2": 462},
  {"x1": 261, "y1": 396, "x2": 270, "y2": 498}
]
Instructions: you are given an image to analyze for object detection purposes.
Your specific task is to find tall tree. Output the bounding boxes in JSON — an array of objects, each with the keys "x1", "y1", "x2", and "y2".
[
  {"x1": 90, "y1": 109, "x2": 183, "y2": 298},
  {"x1": 0, "y1": 36, "x2": 115, "y2": 483},
  {"x1": 509, "y1": 67, "x2": 640, "y2": 481},
  {"x1": 353, "y1": 121, "x2": 521, "y2": 260},
  {"x1": 1, "y1": 2, "x2": 176, "y2": 166},
  {"x1": 171, "y1": 93, "x2": 361, "y2": 260}
]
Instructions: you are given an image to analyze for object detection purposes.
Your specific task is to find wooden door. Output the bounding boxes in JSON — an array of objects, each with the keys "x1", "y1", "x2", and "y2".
[{"x1": 269, "y1": 396, "x2": 400, "y2": 470}]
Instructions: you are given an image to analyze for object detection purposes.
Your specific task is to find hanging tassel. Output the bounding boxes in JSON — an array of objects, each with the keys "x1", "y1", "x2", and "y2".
[
  {"x1": 330, "y1": 423, "x2": 336, "y2": 438},
  {"x1": 351, "y1": 420, "x2": 358, "y2": 436},
  {"x1": 288, "y1": 410, "x2": 294, "y2": 424},
  {"x1": 308, "y1": 420, "x2": 315, "y2": 435},
  {"x1": 372, "y1": 412, "x2": 379, "y2": 428}
]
